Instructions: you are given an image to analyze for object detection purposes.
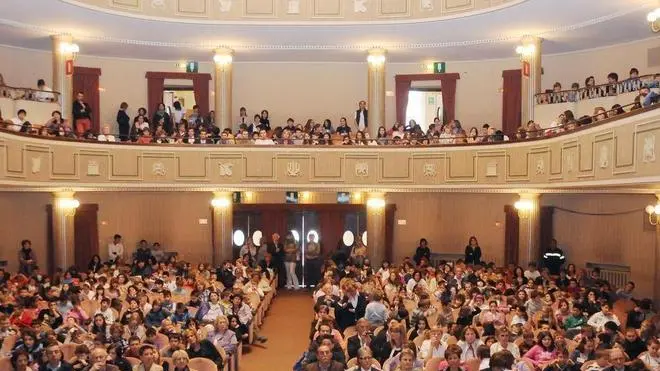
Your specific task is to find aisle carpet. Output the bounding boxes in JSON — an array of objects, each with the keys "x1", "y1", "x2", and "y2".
[{"x1": 240, "y1": 290, "x2": 314, "y2": 371}]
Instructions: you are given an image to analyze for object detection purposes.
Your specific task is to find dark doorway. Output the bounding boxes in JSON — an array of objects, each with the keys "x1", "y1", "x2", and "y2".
[
  {"x1": 74, "y1": 204, "x2": 99, "y2": 271},
  {"x1": 504, "y1": 205, "x2": 520, "y2": 266}
]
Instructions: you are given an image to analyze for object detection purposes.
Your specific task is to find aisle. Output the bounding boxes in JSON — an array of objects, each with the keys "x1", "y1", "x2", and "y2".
[{"x1": 240, "y1": 290, "x2": 314, "y2": 370}]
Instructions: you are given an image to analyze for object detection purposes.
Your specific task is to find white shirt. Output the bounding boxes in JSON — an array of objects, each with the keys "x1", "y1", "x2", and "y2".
[
  {"x1": 358, "y1": 111, "x2": 366, "y2": 131},
  {"x1": 524, "y1": 270, "x2": 541, "y2": 280},
  {"x1": 638, "y1": 352, "x2": 659, "y2": 369},
  {"x1": 418, "y1": 339, "x2": 446, "y2": 360},
  {"x1": 587, "y1": 311, "x2": 620, "y2": 332},
  {"x1": 202, "y1": 303, "x2": 225, "y2": 322},
  {"x1": 108, "y1": 242, "x2": 124, "y2": 262},
  {"x1": 172, "y1": 109, "x2": 185, "y2": 124},
  {"x1": 98, "y1": 134, "x2": 116, "y2": 142},
  {"x1": 490, "y1": 342, "x2": 520, "y2": 359},
  {"x1": 458, "y1": 339, "x2": 483, "y2": 361},
  {"x1": 255, "y1": 139, "x2": 274, "y2": 145},
  {"x1": 10, "y1": 117, "x2": 25, "y2": 131},
  {"x1": 95, "y1": 307, "x2": 115, "y2": 325},
  {"x1": 35, "y1": 86, "x2": 55, "y2": 102}
]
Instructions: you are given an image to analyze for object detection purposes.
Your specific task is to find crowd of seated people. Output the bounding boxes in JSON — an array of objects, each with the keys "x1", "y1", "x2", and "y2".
[
  {"x1": 0, "y1": 76, "x2": 658, "y2": 147},
  {"x1": 538, "y1": 68, "x2": 660, "y2": 104},
  {"x1": 1, "y1": 234, "x2": 279, "y2": 371},
  {"x1": 299, "y1": 236, "x2": 659, "y2": 371}
]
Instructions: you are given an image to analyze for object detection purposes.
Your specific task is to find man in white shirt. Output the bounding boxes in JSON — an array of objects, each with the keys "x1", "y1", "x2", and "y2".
[
  {"x1": 34, "y1": 79, "x2": 55, "y2": 102},
  {"x1": 587, "y1": 302, "x2": 620, "y2": 332},
  {"x1": 94, "y1": 298, "x2": 115, "y2": 325},
  {"x1": 355, "y1": 100, "x2": 368, "y2": 132},
  {"x1": 10, "y1": 109, "x2": 27, "y2": 132},
  {"x1": 524, "y1": 262, "x2": 541, "y2": 281},
  {"x1": 97, "y1": 125, "x2": 116, "y2": 142},
  {"x1": 418, "y1": 327, "x2": 447, "y2": 361},
  {"x1": 490, "y1": 329, "x2": 520, "y2": 359},
  {"x1": 108, "y1": 234, "x2": 124, "y2": 264}
]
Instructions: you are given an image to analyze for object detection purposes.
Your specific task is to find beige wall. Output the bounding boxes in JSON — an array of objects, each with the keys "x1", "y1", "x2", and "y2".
[
  {"x1": 0, "y1": 37, "x2": 656, "y2": 134},
  {"x1": 387, "y1": 192, "x2": 515, "y2": 265},
  {"x1": 542, "y1": 194, "x2": 657, "y2": 298}
]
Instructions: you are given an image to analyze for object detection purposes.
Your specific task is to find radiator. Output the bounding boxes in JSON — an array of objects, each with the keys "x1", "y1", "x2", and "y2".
[{"x1": 585, "y1": 262, "x2": 631, "y2": 289}]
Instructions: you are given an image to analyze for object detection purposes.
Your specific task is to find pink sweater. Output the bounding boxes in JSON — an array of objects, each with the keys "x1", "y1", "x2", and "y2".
[{"x1": 523, "y1": 345, "x2": 557, "y2": 366}]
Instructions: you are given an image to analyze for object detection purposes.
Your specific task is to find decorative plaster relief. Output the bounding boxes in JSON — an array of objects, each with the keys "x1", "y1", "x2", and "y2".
[
  {"x1": 31, "y1": 157, "x2": 41, "y2": 174},
  {"x1": 219, "y1": 162, "x2": 233, "y2": 176},
  {"x1": 287, "y1": 161, "x2": 301, "y2": 177},
  {"x1": 486, "y1": 161, "x2": 497, "y2": 177},
  {"x1": 152, "y1": 162, "x2": 166, "y2": 176},
  {"x1": 421, "y1": 0, "x2": 433, "y2": 10},
  {"x1": 535, "y1": 159, "x2": 545, "y2": 175},
  {"x1": 354, "y1": 0, "x2": 368, "y2": 13},
  {"x1": 151, "y1": 0, "x2": 165, "y2": 8},
  {"x1": 287, "y1": 0, "x2": 300, "y2": 14},
  {"x1": 219, "y1": 0, "x2": 232, "y2": 12},
  {"x1": 599, "y1": 145, "x2": 609, "y2": 169},
  {"x1": 565, "y1": 153, "x2": 575, "y2": 173},
  {"x1": 87, "y1": 161, "x2": 100, "y2": 176},
  {"x1": 643, "y1": 134, "x2": 656, "y2": 163},
  {"x1": 423, "y1": 163, "x2": 437, "y2": 177},
  {"x1": 355, "y1": 162, "x2": 369, "y2": 177}
]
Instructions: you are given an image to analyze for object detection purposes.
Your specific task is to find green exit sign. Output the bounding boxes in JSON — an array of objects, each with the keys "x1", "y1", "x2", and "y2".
[
  {"x1": 433, "y1": 62, "x2": 446, "y2": 73},
  {"x1": 186, "y1": 61, "x2": 199, "y2": 73}
]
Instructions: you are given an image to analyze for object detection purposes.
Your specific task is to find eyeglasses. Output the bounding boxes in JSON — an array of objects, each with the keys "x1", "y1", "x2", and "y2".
[{"x1": 358, "y1": 356, "x2": 372, "y2": 360}]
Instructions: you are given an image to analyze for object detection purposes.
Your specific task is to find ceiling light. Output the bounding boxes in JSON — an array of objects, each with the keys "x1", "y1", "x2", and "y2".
[
  {"x1": 213, "y1": 54, "x2": 233, "y2": 65},
  {"x1": 514, "y1": 199, "x2": 533, "y2": 211},
  {"x1": 648, "y1": 8, "x2": 660, "y2": 32}
]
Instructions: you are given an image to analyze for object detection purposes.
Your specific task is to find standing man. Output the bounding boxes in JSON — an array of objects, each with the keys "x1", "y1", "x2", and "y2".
[
  {"x1": 116, "y1": 102, "x2": 130, "y2": 142},
  {"x1": 542, "y1": 238, "x2": 565, "y2": 276},
  {"x1": 108, "y1": 234, "x2": 124, "y2": 265},
  {"x1": 266, "y1": 233, "x2": 285, "y2": 288},
  {"x1": 18, "y1": 239, "x2": 37, "y2": 276},
  {"x1": 72, "y1": 91, "x2": 92, "y2": 137},
  {"x1": 355, "y1": 100, "x2": 368, "y2": 132}
]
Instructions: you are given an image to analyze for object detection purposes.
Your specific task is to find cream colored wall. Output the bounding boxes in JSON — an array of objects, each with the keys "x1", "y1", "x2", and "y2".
[
  {"x1": 0, "y1": 37, "x2": 657, "y2": 134},
  {"x1": 387, "y1": 193, "x2": 516, "y2": 265},
  {"x1": 541, "y1": 194, "x2": 657, "y2": 298},
  {"x1": 0, "y1": 192, "x2": 51, "y2": 273}
]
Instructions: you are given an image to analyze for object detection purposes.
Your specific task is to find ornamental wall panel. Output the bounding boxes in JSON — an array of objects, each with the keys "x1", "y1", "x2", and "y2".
[
  {"x1": 176, "y1": 0, "x2": 209, "y2": 16},
  {"x1": 111, "y1": 0, "x2": 140, "y2": 9},
  {"x1": 244, "y1": 0, "x2": 276, "y2": 16},
  {"x1": 0, "y1": 107, "x2": 659, "y2": 191},
  {"x1": 379, "y1": 0, "x2": 410, "y2": 16},
  {"x1": 313, "y1": 0, "x2": 342, "y2": 17}
]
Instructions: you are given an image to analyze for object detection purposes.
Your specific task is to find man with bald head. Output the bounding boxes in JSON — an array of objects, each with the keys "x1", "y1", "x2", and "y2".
[
  {"x1": 603, "y1": 349, "x2": 631, "y2": 371},
  {"x1": 266, "y1": 233, "x2": 285, "y2": 288}
]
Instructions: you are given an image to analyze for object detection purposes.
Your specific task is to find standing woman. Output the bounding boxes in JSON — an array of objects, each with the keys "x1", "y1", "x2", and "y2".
[
  {"x1": 464, "y1": 236, "x2": 482, "y2": 265},
  {"x1": 152, "y1": 103, "x2": 173, "y2": 134},
  {"x1": 305, "y1": 234, "x2": 321, "y2": 288},
  {"x1": 259, "y1": 110, "x2": 271, "y2": 132},
  {"x1": 171, "y1": 101, "x2": 185, "y2": 127},
  {"x1": 413, "y1": 239, "x2": 430, "y2": 266},
  {"x1": 283, "y1": 232, "x2": 300, "y2": 290}
]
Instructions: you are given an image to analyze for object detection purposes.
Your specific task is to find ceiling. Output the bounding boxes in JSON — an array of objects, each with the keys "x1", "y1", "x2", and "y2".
[{"x1": 0, "y1": 0, "x2": 657, "y2": 62}]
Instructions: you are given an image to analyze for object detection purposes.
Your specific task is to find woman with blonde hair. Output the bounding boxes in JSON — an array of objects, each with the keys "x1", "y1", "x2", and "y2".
[
  {"x1": 170, "y1": 350, "x2": 196, "y2": 371},
  {"x1": 371, "y1": 320, "x2": 407, "y2": 365}
]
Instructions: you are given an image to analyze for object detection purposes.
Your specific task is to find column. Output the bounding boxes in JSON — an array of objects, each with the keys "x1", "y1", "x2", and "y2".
[
  {"x1": 52, "y1": 191, "x2": 78, "y2": 271},
  {"x1": 213, "y1": 48, "x2": 234, "y2": 131},
  {"x1": 211, "y1": 191, "x2": 233, "y2": 267},
  {"x1": 516, "y1": 193, "x2": 541, "y2": 267},
  {"x1": 367, "y1": 48, "x2": 386, "y2": 139},
  {"x1": 519, "y1": 36, "x2": 542, "y2": 125},
  {"x1": 51, "y1": 35, "x2": 76, "y2": 121},
  {"x1": 654, "y1": 194, "x2": 660, "y2": 308},
  {"x1": 366, "y1": 192, "x2": 386, "y2": 268}
]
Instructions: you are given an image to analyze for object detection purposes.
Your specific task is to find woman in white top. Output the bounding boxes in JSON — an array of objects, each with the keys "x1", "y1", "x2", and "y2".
[
  {"x1": 202, "y1": 292, "x2": 225, "y2": 323},
  {"x1": 171, "y1": 101, "x2": 185, "y2": 125},
  {"x1": 406, "y1": 271, "x2": 427, "y2": 295},
  {"x1": 638, "y1": 338, "x2": 659, "y2": 370},
  {"x1": 457, "y1": 326, "x2": 483, "y2": 362}
]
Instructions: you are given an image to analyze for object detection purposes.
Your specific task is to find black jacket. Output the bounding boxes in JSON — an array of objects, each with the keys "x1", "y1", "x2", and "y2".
[
  {"x1": 39, "y1": 361, "x2": 74, "y2": 371},
  {"x1": 347, "y1": 334, "x2": 372, "y2": 360},
  {"x1": 117, "y1": 110, "x2": 130, "y2": 131},
  {"x1": 413, "y1": 246, "x2": 431, "y2": 265},
  {"x1": 72, "y1": 101, "x2": 91, "y2": 120},
  {"x1": 336, "y1": 294, "x2": 367, "y2": 331}
]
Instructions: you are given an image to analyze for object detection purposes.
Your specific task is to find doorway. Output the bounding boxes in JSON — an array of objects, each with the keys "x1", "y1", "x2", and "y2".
[
  {"x1": 232, "y1": 204, "x2": 366, "y2": 288},
  {"x1": 405, "y1": 87, "x2": 443, "y2": 131},
  {"x1": 163, "y1": 79, "x2": 197, "y2": 117}
]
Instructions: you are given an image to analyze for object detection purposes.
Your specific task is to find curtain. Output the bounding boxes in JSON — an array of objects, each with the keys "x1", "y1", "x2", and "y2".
[
  {"x1": 395, "y1": 78, "x2": 412, "y2": 125},
  {"x1": 260, "y1": 210, "x2": 288, "y2": 244},
  {"x1": 147, "y1": 77, "x2": 165, "y2": 118},
  {"x1": 72, "y1": 67, "x2": 101, "y2": 133},
  {"x1": 319, "y1": 211, "x2": 345, "y2": 258},
  {"x1": 503, "y1": 205, "x2": 520, "y2": 266},
  {"x1": 502, "y1": 69, "x2": 522, "y2": 137},
  {"x1": 73, "y1": 204, "x2": 99, "y2": 270},
  {"x1": 46, "y1": 205, "x2": 55, "y2": 275},
  {"x1": 440, "y1": 76, "x2": 458, "y2": 123},
  {"x1": 192, "y1": 77, "x2": 210, "y2": 116},
  {"x1": 385, "y1": 205, "x2": 396, "y2": 263}
]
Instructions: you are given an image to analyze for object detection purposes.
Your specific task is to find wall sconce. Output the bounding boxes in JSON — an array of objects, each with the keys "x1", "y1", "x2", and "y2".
[
  {"x1": 300, "y1": 191, "x2": 311, "y2": 203},
  {"x1": 514, "y1": 199, "x2": 534, "y2": 214},
  {"x1": 213, "y1": 54, "x2": 233, "y2": 65},
  {"x1": 367, "y1": 54, "x2": 386, "y2": 65},
  {"x1": 366, "y1": 197, "x2": 386, "y2": 208},
  {"x1": 57, "y1": 198, "x2": 80, "y2": 216},
  {"x1": 211, "y1": 197, "x2": 231, "y2": 208},
  {"x1": 645, "y1": 203, "x2": 660, "y2": 225},
  {"x1": 60, "y1": 42, "x2": 80, "y2": 60},
  {"x1": 648, "y1": 8, "x2": 660, "y2": 32},
  {"x1": 515, "y1": 44, "x2": 536, "y2": 57},
  {"x1": 352, "y1": 192, "x2": 363, "y2": 203}
]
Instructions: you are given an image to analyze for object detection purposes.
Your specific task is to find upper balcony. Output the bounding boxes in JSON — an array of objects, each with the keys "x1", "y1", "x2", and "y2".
[{"x1": 1, "y1": 103, "x2": 658, "y2": 193}]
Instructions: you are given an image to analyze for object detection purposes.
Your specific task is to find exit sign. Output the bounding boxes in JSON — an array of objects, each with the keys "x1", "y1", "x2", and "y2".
[
  {"x1": 433, "y1": 62, "x2": 446, "y2": 73},
  {"x1": 186, "y1": 61, "x2": 199, "y2": 73}
]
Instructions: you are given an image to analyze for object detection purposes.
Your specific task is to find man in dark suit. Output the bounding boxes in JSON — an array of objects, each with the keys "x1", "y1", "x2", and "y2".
[
  {"x1": 266, "y1": 233, "x2": 285, "y2": 288},
  {"x1": 354, "y1": 100, "x2": 368, "y2": 132},
  {"x1": 305, "y1": 344, "x2": 344, "y2": 371},
  {"x1": 347, "y1": 318, "x2": 372, "y2": 360},
  {"x1": 39, "y1": 342, "x2": 74, "y2": 371},
  {"x1": 603, "y1": 349, "x2": 632, "y2": 371},
  {"x1": 336, "y1": 282, "x2": 367, "y2": 331}
]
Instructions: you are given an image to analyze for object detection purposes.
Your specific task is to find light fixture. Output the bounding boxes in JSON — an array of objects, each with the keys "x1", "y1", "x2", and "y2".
[
  {"x1": 515, "y1": 44, "x2": 536, "y2": 58},
  {"x1": 290, "y1": 229, "x2": 300, "y2": 242},
  {"x1": 645, "y1": 203, "x2": 660, "y2": 225},
  {"x1": 342, "y1": 230, "x2": 355, "y2": 246},
  {"x1": 252, "y1": 230, "x2": 263, "y2": 246},
  {"x1": 362, "y1": 231, "x2": 368, "y2": 246},
  {"x1": 648, "y1": 8, "x2": 660, "y2": 32},
  {"x1": 59, "y1": 42, "x2": 80, "y2": 59},
  {"x1": 233, "y1": 230, "x2": 245, "y2": 246},
  {"x1": 57, "y1": 198, "x2": 80, "y2": 216},
  {"x1": 367, "y1": 54, "x2": 386, "y2": 65},
  {"x1": 307, "y1": 230, "x2": 319, "y2": 243},
  {"x1": 213, "y1": 54, "x2": 233, "y2": 65},
  {"x1": 514, "y1": 199, "x2": 533, "y2": 211},
  {"x1": 211, "y1": 197, "x2": 231, "y2": 208},
  {"x1": 366, "y1": 197, "x2": 386, "y2": 208}
]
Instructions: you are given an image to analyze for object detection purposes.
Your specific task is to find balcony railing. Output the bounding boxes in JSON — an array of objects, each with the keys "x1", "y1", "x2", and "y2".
[
  {"x1": 535, "y1": 74, "x2": 658, "y2": 105},
  {"x1": 0, "y1": 83, "x2": 61, "y2": 103}
]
